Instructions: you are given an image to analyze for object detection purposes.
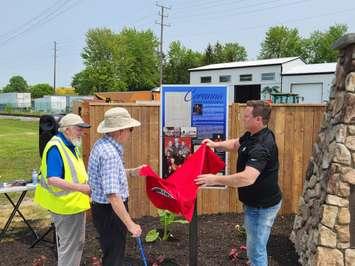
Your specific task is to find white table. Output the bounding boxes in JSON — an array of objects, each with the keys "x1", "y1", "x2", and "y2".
[{"x1": 0, "y1": 183, "x2": 39, "y2": 242}]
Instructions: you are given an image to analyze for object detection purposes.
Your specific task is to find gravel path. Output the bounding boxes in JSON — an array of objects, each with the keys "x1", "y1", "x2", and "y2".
[{"x1": 0, "y1": 114, "x2": 39, "y2": 121}]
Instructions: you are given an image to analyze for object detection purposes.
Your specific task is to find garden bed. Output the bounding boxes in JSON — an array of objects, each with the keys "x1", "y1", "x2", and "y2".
[{"x1": 0, "y1": 213, "x2": 300, "y2": 265}]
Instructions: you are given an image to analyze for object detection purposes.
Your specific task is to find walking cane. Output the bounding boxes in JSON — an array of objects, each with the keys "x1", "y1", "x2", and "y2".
[{"x1": 136, "y1": 237, "x2": 148, "y2": 266}]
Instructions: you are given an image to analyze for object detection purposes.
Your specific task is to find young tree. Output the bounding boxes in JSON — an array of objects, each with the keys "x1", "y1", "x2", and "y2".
[
  {"x1": 72, "y1": 66, "x2": 127, "y2": 95},
  {"x1": 202, "y1": 42, "x2": 247, "y2": 65},
  {"x1": 73, "y1": 27, "x2": 160, "y2": 93},
  {"x1": 213, "y1": 42, "x2": 224, "y2": 62},
  {"x1": 77, "y1": 28, "x2": 125, "y2": 93},
  {"x1": 81, "y1": 28, "x2": 117, "y2": 66},
  {"x1": 118, "y1": 28, "x2": 160, "y2": 91},
  {"x1": 3, "y1": 75, "x2": 29, "y2": 93},
  {"x1": 163, "y1": 41, "x2": 202, "y2": 84},
  {"x1": 30, "y1": 83, "x2": 53, "y2": 98},
  {"x1": 259, "y1": 26, "x2": 303, "y2": 59},
  {"x1": 222, "y1": 42, "x2": 247, "y2": 62},
  {"x1": 303, "y1": 24, "x2": 348, "y2": 63},
  {"x1": 202, "y1": 43, "x2": 215, "y2": 65}
]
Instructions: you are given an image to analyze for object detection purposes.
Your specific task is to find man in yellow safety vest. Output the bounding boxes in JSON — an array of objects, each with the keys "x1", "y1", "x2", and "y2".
[{"x1": 34, "y1": 113, "x2": 91, "y2": 266}]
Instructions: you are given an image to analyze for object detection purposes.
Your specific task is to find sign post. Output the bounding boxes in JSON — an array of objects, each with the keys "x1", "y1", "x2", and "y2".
[
  {"x1": 161, "y1": 85, "x2": 228, "y2": 265},
  {"x1": 189, "y1": 201, "x2": 198, "y2": 266}
]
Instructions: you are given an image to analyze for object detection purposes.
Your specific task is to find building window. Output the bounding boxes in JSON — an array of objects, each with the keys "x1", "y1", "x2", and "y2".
[
  {"x1": 201, "y1": 76, "x2": 211, "y2": 83},
  {"x1": 219, "y1": 75, "x2": 231, "y2": 82},
  {"x1": 240, "y1": 74, "x2": 252, "y2": 81},
  {"x1": 261, "y1": 72, "x2": 275, "y2": 81}
]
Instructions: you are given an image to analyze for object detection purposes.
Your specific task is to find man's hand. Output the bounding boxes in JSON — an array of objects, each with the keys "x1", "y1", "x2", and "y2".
[
  {"x1": 194, "y1": 174, "x2": 219, "y2": 186},
  {"x1": 201, "y1": 138, "x2": 218, "y2": 148},
  {"x1": 135, "y1": 164, "x2": 147, "y2": 176},
  {"x1": 80, "y1": 184, "x2": 91, "y2": 195},
  {"x1": 127, "y1": 222, "x2": 142, "y2": 238},
  {"x1": 127, "y1": 165, "x2": 147, "y2": 177},
  {"x1": 202, "y1": 138, "x2": 239, "y2": 152}
]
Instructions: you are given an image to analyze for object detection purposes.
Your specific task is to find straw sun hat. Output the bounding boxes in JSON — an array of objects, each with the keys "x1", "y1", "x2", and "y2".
[{"x1": 97, "y1": 107, "x2": 141, "y2": 134}]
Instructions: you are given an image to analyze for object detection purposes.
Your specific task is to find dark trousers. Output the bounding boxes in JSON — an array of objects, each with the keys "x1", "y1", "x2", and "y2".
[{"x1": 92, "y1": 201, "x2": 129, "y2": 266}]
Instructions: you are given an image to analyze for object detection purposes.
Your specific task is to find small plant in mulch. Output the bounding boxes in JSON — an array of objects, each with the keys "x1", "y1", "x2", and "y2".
[
  {"x1": 145, "y1": 210, "x2": 188, "y2": 242},
  {"x1": 235, "y1": 224, "x2": 247, "y2": 239},
  {"x1": 229, "y1": 244, "x2": 248, "y2": 265},
  {"x1": 31, "y1": 255, "x2": 47, "y2": 266},
  {"x1": 231, "y1": 224, "x2": 248, "y2": 265},
  {"x1": 149, "y1": 255, "x2": 179, "y2": 266},
  {"x1": 90, "y1": 256, "x2": 102, "y2": 266}
]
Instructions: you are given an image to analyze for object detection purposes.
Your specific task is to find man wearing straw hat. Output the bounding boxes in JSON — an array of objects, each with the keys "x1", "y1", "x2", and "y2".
[{"x1": 88, "y1": 107, "x2": 143, "y2": 266}]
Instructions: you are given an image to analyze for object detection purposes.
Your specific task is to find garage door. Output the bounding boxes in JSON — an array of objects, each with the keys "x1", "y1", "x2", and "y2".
[{"x1": 291, "y1": 83, "x2": 323, "y2": 103}]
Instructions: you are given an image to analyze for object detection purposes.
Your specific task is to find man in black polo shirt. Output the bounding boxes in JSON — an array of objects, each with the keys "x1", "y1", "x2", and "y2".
[{"x1": 195, "y1": 100, "x2": 282, "y2": 266}]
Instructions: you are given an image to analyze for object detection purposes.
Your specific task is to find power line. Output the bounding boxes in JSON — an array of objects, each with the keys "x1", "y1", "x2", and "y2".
[
  {"x1": 0, "y1": 0, "x2": 69, "y2": 39},
  {"x1": 170, "y1": 7, "x2": 355, "y2": 45},
  {"x1": 172, "y1": 0, "x2": 253, "y2": 12},
  {"x1": 129, "y1": 13, "x2": 157, "y2": 28},
  {"x1": 0, "y1": 0, "x2": 84, "y2": 47},
  {"x1": 171, "y1": 0, "x2": 286, "y2": 19},
  {"x1": 172, "y1": 0, "x2": 250, "y2": 12},
  {"x1": 170, "y1": 0, "x2": 311, "y2": 22}
]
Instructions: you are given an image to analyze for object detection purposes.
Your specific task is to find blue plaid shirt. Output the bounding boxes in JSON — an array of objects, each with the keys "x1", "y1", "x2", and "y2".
[{"x1": 88, "y1": 135, "x2": 129, "y2": 204}]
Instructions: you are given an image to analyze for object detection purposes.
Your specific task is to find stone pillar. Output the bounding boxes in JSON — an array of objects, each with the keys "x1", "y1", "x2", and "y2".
[
  {"x1": 290, "y1": 33, "x2": 355, "y2": 265},
  {"x1": 350, "y1": 185, "x2": 355, "y2": 247}
]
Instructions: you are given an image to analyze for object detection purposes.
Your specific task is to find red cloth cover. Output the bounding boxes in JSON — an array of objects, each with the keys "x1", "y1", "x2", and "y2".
[{"x1": 139, "y1": 144, "x2": 225, "y2": 221}]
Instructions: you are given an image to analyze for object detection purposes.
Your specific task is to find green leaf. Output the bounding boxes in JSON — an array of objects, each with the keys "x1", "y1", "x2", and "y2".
[
  {"x1": 165, "y1": 211, "x2": 176, "y2": 225},
  {"x1": 145, "y1": 229, "x2": 160, "y2": 242},
  {"x1": 173, "y1": 219, "x2": 189, "y2": 224}
]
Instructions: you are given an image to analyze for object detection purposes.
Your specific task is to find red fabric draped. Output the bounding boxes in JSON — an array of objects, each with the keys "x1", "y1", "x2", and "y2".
[{"x1": 139, "y1": 144, "x2": 225, "y2": 221}]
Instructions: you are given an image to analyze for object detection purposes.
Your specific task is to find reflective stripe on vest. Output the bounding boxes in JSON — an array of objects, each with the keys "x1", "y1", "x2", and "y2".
[
  {"x1": 34, "y1": 135, "x2": 90, "y2": 215},
  {"x1": 38, "y1": 137, "x2": 79, "y2": 196}
]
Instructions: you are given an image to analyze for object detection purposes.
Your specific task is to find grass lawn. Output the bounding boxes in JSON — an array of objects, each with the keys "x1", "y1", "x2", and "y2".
[
  {"x1": 0, "y1": 118, "x2": 50, "y2": 230},
  {"x1": 0, "y1": 118, "x2": 40, "y2": 182}
]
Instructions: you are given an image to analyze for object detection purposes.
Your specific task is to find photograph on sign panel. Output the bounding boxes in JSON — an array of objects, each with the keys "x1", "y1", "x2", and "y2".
[
  {"x1": 180, "y1": 126, "x2": 197, "y2": 137},
  {"x1": 163, "y1": 126, "x2": 181, "y2": 137},
  {"x1": 163, "y1": 136, "x2": 192, "y2": 178},
  {"x1": 192, "y1": 103, "x2": 203, "y2": 115}
]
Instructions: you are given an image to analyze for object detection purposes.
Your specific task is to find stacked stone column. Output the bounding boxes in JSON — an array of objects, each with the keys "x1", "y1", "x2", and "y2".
[{"x1": 290, "y1": 33, "x2": 355, "y2": 266}]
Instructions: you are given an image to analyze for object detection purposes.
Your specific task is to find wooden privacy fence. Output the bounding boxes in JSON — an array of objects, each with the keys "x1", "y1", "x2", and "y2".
[{"x1": 80, "y1": 102, "x2": 326, "y2": 218}]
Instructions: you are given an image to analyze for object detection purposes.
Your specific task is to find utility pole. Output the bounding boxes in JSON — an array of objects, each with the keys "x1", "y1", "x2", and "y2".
[
  {"x1": 53, "y1": 41, "x2": 57, "y2": 93},
  {"x1": 155, "y1": 2, "x2": 170, "y2": 87}
]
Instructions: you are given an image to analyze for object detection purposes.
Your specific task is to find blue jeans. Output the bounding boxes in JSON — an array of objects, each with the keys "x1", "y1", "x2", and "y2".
[{"x1": 244, "y1": 201, "x2": 281, "y2": 266}]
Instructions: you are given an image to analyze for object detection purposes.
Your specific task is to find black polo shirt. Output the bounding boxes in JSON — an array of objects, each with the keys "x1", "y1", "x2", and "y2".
[{"x1": 237, "y1": 127, "x2": 282, "y2": 208}]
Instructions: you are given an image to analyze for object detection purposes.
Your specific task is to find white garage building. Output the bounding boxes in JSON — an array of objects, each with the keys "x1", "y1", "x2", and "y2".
[
  {"x1": 189, "y1": 57, "x2": 335, "y2": 104},
  {"x1": 282, "y1": 63, "x2": 335, "y2": 103}
]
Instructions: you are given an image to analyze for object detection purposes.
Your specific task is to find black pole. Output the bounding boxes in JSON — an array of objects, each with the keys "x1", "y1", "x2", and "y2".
[
  {"x1": 189, "y1": 200, "x2": 198, "y2": 266},
  {"x1": 53, "y1": 41, "x2": 56, "y2": 93}
]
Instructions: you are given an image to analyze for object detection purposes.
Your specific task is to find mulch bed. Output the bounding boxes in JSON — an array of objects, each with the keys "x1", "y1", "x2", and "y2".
[{"x1": 0, "y1": 213, "x2": 300, "y2": 266}]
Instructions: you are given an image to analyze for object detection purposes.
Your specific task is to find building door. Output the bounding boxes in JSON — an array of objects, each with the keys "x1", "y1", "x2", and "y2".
[
  {"x1": 291, "y1": 83, "x2": 323, "y2": 103},
  {"x1": 234, "y1": 85, "x2": 261, "y2": 103}
]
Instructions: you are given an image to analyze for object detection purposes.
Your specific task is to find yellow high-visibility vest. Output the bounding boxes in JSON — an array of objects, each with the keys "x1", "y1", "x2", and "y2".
[{"x1": 34, "y1": 136, "x2": 90, "y2": 215}]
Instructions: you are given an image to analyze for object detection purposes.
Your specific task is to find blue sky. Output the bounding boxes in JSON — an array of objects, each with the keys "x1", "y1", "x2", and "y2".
[{"x1": 0, "y1": 0, "x2": 354, "y2": 88}]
